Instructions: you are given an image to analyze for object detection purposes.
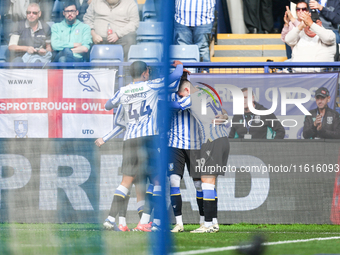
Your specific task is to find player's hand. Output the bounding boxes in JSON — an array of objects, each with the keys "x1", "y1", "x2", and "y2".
[
  {"x1": 213, "y1": 114, "x2": 228, "y2": 125},
  {"x1": 92, "y1": 33, "x2": 103, "y2": 44},
  {"x1": 172, "y1": 60, "x2": 183, "y2": 67},
  {"x1": 27, "y1": 46, "x2": 37, "y2": 54},
  {"x1": 183, "y1": 68, "x2": 191, "y2": 75},
  {"x1": 73, "y1": 43, "x2": 82, "y2": 48},
  {"x1": 107, "y1": 33, "x2": 119, "y2": 43},
  {"x1": 95, "y1": 138, "x2": 105, "y2": 147}
]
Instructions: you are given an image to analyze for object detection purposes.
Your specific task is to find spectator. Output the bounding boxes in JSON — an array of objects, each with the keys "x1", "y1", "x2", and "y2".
[
  {"x1": 243, "y1": 0, "x2": 274, "y2": 33},
  {"x1": 51, "y1": 0, "x2": 92, "y2": 62},
  {"x1": 285, "y1": 10, "x2": 336, "y2": 71},
  {"x1": 173, "y1": 0, "x2": 216, "y2": 62},
  {"x1": 303, "y1": 87, "x2": 340, "y2": 139},
  {"x1": 281, "y1": 1, "x2": 309, "y2": 45},
  {"x1": 307, "y1": 0, "x2": 340, "y2": 60},
  {"x1": 228, "y1": 88, "x2": 285, "y2": 139},
  {"x1": 281, "y1": 1, "x2": 309, "y2": 59},
  {"x1": 83, "y1": 0, "x2": 139, "y2": 60},
  {"x1": 7, "y1": 3, "x2": 52, "y2": 63}
]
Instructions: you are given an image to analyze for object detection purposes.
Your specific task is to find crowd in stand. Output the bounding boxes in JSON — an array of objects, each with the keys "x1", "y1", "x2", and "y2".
[{"x1": 0, "y1": 0, "x2": 217, "y2": 64}]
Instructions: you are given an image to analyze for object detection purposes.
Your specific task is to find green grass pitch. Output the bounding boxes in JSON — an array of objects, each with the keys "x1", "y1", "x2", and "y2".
[{"x1": 0, "y1": 223, "x2": 339, "y2": 255}]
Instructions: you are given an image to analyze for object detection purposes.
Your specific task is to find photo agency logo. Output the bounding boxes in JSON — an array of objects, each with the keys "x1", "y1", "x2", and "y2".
[{"x1": 202, "y1": 85, "x2": 313, "y2": 128}]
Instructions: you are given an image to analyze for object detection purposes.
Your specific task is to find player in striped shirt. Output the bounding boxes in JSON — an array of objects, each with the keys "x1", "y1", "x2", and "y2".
[
  {"x1": 173, "y1": 79, "x2": 229, "y2": 233},
  {"x1": 102, "y1": 60, "x2": 183, "y2": 232}
]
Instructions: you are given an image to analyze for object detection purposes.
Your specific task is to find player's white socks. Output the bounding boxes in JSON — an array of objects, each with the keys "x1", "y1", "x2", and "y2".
[
  {"x1": 153, "y1": 219, "x2": 161, "y2": 226},
  {"x1": 119, "y1": 216, "x2": 126, "y2": 227},
  {"x1": 108, "y1": 216, "x2": 115, "y2": 223},
  {"x1": 176, "y1": 215, "x2": 183, "y2": 226},
  {"x1": 200, "y1": 216, "x2": 205, "y2": 225},
  {"x1": 204, "y1": 221, "x2": 213, "y2": 228},
  {"x1": 140, "y1": 213, "x2": 151, "y2": 225},
  {"x1": 117, "y1": 185, "x2": 129, "y2": 195},
  {"x1": 213, "y1": 218, "x2": 218, "y2": 225}
]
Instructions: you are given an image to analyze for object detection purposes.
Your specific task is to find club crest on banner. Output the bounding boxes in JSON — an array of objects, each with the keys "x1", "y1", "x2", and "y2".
[
  {"x1": 78, "y1": 71, "x2": 100, "y2": 92},
  {"x1": 14, "y1": 120, "x2": 28, "y2": 138}
]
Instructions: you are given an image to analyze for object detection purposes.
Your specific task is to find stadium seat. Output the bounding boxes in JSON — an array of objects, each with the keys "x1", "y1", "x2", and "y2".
[
  {"x1": 128, "y1": 43, "x2": 162, "y2": 62},
  {"x1": 142, "y1": 0, "x2": 157, "y2": 22},
  {"x1": 0, "y1": 45, "x2": 8, "y2": 62},
  {"x1": 170, "y1": 45, "x2": 200, "y2": 62},
  {"x1": 90, "y1": 45, "x2": 124, "y2": 62},
  {"x1": 136, "y1": 22, "x2": 163, "y2": 44}
]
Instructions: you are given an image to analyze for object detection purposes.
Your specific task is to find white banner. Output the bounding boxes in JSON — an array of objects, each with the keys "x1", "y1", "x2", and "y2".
[
  {"x1": 63, "y1": 69, "x2": 116, "y2": 99},
  {"x1": 0, "y1": 69, "x2": 48, "y2": 99}
]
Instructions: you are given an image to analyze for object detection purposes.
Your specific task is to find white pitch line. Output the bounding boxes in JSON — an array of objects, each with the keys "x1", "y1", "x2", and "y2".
[{"x1": 173, "y1": 236, "x2": 340, "y2": 255}]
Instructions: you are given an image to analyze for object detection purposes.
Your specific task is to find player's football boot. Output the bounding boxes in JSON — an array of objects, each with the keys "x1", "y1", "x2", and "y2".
[
  {"x1": 190, "y1": 225, "x2": 215, "y2": 233},
  {"x1": 211, "y1": 224, "x2": 219, "y2": 233},
  {"x1": 103, "y1": 219, "x2": 121, "y2": 231},
  {"x1": 133, "y1": 222, "x2": 152, "y2": 232},
  {"x1": 170, "y1": 224, "x2": 184, "y2": 233},
  {"x1": 118, "y1": 224, "x2": 130, "y2": 232}
]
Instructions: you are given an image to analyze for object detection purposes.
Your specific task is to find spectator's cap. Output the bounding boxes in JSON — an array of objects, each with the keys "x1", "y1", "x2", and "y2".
[
  {"x1": 130, "y1": 61, "x2": 148, "y2": 79},
  {"x1": 315, "y1": 87, "x2": 330, "y2": 98}
]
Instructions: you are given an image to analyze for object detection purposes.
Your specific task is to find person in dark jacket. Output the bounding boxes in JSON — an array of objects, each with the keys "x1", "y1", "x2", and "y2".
[
  {"x1": 303, "y1": 87, "x2": 340, "y2": 139},
  {"x1": 229, "y1": 87, "x2": 285, "y2": 139}
]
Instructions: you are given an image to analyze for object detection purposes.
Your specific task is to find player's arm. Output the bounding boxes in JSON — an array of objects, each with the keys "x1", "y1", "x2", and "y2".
[
  {"x1": 169, "y1": 95, "x2": 191, "y2": 111},
  {"x1": 95, "y1": 126, "x2": 125, "y2": 147},
  {"x1": 148, "y1": 62, "x2": 183, "y2": 91},
  {"x1": 105, "y1": 91, "x2": 121, "y2": 110},
  {"x1": 213, "y1": 108, "x2": 229, "y2": 125}
]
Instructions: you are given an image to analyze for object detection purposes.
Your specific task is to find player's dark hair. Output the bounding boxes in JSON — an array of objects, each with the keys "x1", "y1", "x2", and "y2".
[
  {"x1": 64, "y1": 0, "x2": 77, "y2": 10},
  {"x1": 130, "y1": 61, "x2": 148, "y2": 79}
]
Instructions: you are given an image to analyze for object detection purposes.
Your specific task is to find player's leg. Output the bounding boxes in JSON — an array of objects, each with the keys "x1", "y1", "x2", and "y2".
[
  {"x1": 191, "y1": 137, "x2": 229, "y2": 233},
  {"x1": 187, "y1": 149, "x2": 205, "y2": 227},
  {"x1": 104, "y1": 138, "x2": 139, "y2": 231},
  {"x1": 104, "y1": 175, "x2": 134, "y2": 231},
  {"x1": 134, "y1": 181, "x2": 154, "y2": 232},
  {"x1": 168, "y1": 148, "x2": 186, "y2": 232},
  {"x1": 193, "y1": 179, "x2": 204, "y2": 226}
]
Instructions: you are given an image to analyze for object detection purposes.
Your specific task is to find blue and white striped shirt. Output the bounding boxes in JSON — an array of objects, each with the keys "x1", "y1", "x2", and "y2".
[
  {"x1": 177, "y1": 90, "x2": 228, "y2": 143},
  {"x1": 175, "y1": 0, "x2": 216, "y2": 27},
  {"x1": 102, "y1": 105, "x2": 126, "y2": 142},
  {"x1": 168, "y1": 93, "x2": 201, "y2": 150},
  {"x1": 106, "y1": 65, "x2": 183, "y2": 141}
]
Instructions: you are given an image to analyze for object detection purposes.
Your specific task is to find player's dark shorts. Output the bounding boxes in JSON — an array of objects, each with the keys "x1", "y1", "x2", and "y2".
[
  {"x1": 121, "y1": 136, "x2": 159, "y2": 178},
  {"x1": 192, "y1": 136, "x2": 230, "y2": 178},
  {"x1": 167, "y1": 147, "x2": 200, "y2": 177}
]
